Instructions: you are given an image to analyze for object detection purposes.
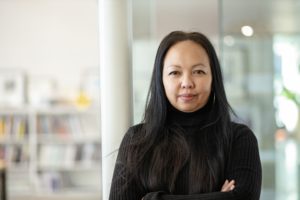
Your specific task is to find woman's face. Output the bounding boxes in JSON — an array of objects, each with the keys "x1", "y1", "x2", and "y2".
[{"x1": 163, "y1": 40, "x2": 212, "y2": 113}]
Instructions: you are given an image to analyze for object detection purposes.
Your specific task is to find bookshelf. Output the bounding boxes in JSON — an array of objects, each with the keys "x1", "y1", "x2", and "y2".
[{"x1": 0, "y1": 105, "x2": 101, "y2": 200}]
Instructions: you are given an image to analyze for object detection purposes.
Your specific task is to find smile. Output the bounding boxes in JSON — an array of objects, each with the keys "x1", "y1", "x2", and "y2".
[{"x1": 178, "y1": 94, "x2": 196, "y2": 102}]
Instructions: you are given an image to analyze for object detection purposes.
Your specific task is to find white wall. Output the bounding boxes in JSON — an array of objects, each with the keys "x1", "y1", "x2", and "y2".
[{"x1": 0, "y1": 0, "x2": 99, "y2": 101}]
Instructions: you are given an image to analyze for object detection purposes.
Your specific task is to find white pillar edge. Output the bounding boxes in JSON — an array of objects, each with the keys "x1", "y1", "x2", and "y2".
[{"x1": 99, "y1": 0, "x2": 133, "y2": 199}]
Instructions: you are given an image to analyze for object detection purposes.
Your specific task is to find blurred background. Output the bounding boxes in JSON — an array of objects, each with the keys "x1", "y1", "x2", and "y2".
[{"x1": 1, "y1": 0, "x2": 300, "y2": 199}]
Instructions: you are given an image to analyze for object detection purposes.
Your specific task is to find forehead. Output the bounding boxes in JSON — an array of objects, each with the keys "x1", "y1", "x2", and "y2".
[
  {"x1": 168, "y1": 40, "x2": 207, "y2": 55},
  {"x1": 163, "y1": 40, "x2": 210, "y2": 66},
  {"x1": 171, "y1": 40, "x2": 206, "y2": 51}
]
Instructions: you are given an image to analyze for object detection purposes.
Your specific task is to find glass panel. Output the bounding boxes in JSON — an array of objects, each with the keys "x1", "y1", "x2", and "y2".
[{"x1": 221, "y1": 0, "x2": 300, "y2": 199}]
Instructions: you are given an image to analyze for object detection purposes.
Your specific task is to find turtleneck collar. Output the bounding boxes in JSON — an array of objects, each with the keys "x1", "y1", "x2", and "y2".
[{"x1": 166, "y1": 98, "x2": 213, "y2": 127}]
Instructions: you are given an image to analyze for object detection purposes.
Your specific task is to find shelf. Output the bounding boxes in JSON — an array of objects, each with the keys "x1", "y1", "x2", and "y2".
[
  {"x1": 7, "y1": 164, "x2": 29, "y2": 171},
  {"x1": 0, "y1": 137, "x2": 29, "y2": 145},
  {"x1": 37, "y1": 164, "x2": 101, "y2": 172},
  {"x1": 37, "y1": 135, "x2": 100, "y2": 144},
  {"x1": 34, "y1": 105, "x2": 100, "y2": 115},
  {"x1": 0, "y1": 105, "x2": 101, "y2": 199},
  {"x1": 10, "y1": 192, "x2": 101, "y2": 200}
]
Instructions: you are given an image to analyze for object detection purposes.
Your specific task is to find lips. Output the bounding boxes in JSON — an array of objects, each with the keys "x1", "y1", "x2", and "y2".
[{"x1": 178, "y1": 93, "x2": 196, "y2": 101}]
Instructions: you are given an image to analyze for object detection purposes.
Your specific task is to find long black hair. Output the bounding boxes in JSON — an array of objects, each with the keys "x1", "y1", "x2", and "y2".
[{"x1": 127, "y1": 31, "x2": 234, "y2": 194}]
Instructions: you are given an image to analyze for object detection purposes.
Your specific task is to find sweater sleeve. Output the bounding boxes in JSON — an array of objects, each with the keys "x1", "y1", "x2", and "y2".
[
  {"x1": 143, "y1": 123, "x2": 262, "y2": 200},
  {"x1": 109, "y1": 126, "x2": 146, "y2": 200}
]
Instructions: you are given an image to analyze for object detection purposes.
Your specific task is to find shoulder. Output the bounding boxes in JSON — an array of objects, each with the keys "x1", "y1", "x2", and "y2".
[
  {"x1": 128, "y1": 123, "x2": 144, "y2": 133},
  {"x1": 116, "y1": 123, "x2": 145, "y2": 161},
  {"x1": 230, "y1": 122, "x2": 251, "y2": 133},
  {"x1": 230, "y1": 122, "x2": 258, "y2": 144},
  {"x1": 120, "y1": 123, "x2": 145, "y2": 146},
  {"x1": 125, "y1": 123, "x2": 144, "y2": 138}
]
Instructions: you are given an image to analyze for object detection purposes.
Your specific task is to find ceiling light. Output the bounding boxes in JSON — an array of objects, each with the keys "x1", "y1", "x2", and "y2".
[{"x1": 241, "y1": 25, "x2": 254, "y2": 37}]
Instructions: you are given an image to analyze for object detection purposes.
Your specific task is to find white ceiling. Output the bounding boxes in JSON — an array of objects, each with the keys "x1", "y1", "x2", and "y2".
[
  {"x1": 222, "y1": 0, "x2": 300, "y2": 35},
  {"x1": 133, "y1": 0, "x2": 300, "y2": 39}
]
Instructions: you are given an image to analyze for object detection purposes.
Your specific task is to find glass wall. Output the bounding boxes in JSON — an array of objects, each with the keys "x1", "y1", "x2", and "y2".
[
  {"x1": 132, "y1": 0, "x2": 300, "y2": 199},
  {"x1": 221, "y1": 0, "x2": 300, "y2": 199}
]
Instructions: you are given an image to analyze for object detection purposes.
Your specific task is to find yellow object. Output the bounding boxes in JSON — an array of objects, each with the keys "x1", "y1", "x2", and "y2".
[
  {"x1": 0, "y1": 118, "x2": 4, "y2": 138},
  {"x1": 75, "y1": 91, "x2": 91, "y2": 109}
]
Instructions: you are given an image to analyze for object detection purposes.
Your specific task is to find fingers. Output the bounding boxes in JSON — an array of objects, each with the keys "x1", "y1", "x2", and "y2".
[{"x1": 221, "y1": 179, "x2": 235, "y2": 192}]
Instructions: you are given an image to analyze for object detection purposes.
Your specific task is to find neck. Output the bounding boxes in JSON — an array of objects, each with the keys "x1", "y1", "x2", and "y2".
[{"x1": 166, "y1": 99, "x2": 213, "y2": 127}]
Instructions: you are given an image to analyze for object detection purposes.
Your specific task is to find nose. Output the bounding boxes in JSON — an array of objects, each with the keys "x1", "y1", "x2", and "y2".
[{"x1": 181, "y1": 74, "x2": 194, "y2": 89}]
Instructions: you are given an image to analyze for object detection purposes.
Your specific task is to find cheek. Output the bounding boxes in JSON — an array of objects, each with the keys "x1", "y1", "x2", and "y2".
[
  {"x1": 198, "y1": 80, "x2": 212, "y2": 94},
  {"x1": 205, "y1": 84, "x2": 212, "y2": 93},
  {"x1": 164, "y1": 84, "x2": 173, "y2": 96},
  {"x1": 163, "y1": 81, "x2": 177, "y2": 98}
]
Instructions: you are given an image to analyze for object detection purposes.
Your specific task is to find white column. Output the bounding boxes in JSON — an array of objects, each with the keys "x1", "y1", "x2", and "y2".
[{"x1": 99, "y1": 0, "x2": 132, "y2": 200}]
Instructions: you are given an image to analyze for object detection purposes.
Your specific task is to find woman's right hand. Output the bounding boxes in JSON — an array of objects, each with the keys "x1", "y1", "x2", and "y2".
[{"x1": 221, "y1": 179, "x2": 235, "y2": 192}]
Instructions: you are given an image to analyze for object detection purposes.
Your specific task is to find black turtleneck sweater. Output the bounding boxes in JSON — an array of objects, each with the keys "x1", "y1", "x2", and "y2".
[{"x1": 109, "y1": 104, "x2": 262, "y2": 200}]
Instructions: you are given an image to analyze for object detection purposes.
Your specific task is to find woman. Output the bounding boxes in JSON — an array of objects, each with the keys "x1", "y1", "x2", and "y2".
[{"x1": 109, "y1": 31, "x2": 262, "y2": 200}]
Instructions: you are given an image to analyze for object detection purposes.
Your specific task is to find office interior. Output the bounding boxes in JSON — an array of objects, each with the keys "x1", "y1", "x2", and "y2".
[{"x1": 0, "y1": 0, "x2": 300, "y2": 199}]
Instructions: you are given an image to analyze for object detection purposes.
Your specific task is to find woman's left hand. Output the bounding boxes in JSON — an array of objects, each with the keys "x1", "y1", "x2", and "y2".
[{"x1": 221, "y1": 179, "x2": 235, "y2": 192}]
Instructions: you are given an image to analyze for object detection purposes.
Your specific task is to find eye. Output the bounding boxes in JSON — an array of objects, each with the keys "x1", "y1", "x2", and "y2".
[
  {"x1": 193, "y1": 70, "x2": 206, "y2": 75},
  {"x1": 168, "y1": 71, "x2": 180, "y2": 76}
]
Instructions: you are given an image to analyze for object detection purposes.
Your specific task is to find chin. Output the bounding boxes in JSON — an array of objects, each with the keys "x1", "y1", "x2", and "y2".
[
  {"x1": 179, "y1": 105, "x2": 204, "y2": 113},
  {"x1": 179, "y1": 107, "x2": 197, "y2": 113}
]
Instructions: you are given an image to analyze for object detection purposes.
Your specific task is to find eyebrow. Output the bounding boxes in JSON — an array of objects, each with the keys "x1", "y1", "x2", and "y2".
[{"x1": 166, "y1": 63, "x2": 208, "y2": 69}]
